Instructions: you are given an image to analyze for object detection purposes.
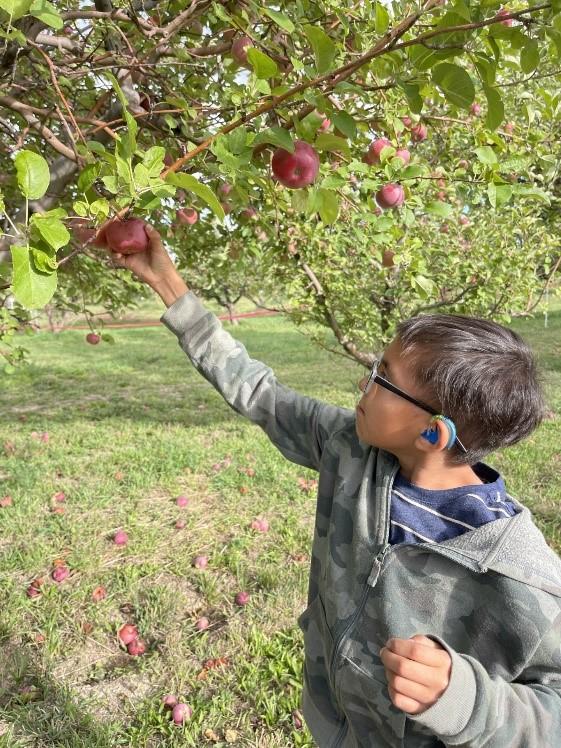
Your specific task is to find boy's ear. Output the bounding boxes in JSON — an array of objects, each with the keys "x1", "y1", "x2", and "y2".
[{"x1": 415, "y1": 418, "x2": 450, "y2": 454}]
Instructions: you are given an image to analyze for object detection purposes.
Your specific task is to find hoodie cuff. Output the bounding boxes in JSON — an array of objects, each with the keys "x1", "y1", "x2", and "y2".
[
  {"x1": 159, "y1": 290, "x2": 208, "y2": 336},
  {"x1": 406, "y1": 635, "x2": 477, "y2": 737}
]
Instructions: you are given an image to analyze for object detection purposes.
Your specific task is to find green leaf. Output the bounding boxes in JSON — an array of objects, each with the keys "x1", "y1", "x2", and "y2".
[
  {"x1": 29, "y1": 0, "x2": 62, "y2": 29},
  {"x1": 104, "y1": 72, "x2": 137, "y2": 157},
  {"x1": 314, "y1": 133, "x2": 350, "y2": 158},
  {"x1": 262, "y1": 8, "x2": 294, "y2": 33},
  {"x1": 432, "y1": 62, "x2": 475, "y2": 110},
  {"x1": 77, "y1": 164, "x2": 100, "y2": 193},
  {"x1": 375, "y1": 2, "x2": 389, "y2": 33},
  {"x1": 14, "y1": 150, "x2": 50, "y2": 200},
  {"x1": 11, "y1": 244, "x2": 57, "y2": 308},
  {"x1": 31, "y1": 215, "x2": 70, "y2": 250},
  {"x1": 133, "y1": 163, "x2": 152, "y2": 188},
  {"x1": 142, "y1": 146, "x2": 166, "y2": 175},
  {"x1": 412, "y1": 274, "x2": 435, "y2": 299},
  {"x1": 511, "y1": 184, "x2": 550, "y2": 202},
  {"x1": 401, "y1": 164, "x2": 425, "y2": 180},
  {"x1": 425, "y1": 200, "x2": 453, "y2": 217},
  {"x1": 487, "y1": 183, "x2": 512, "y2": 208},
  {"x1": 101, "y1": 175, "x2": 119, "y2": 194},
  {"x1": 482, "y1": 85, "x2": 504, "y2": 130},
  {"x1": 474, "y1": 146, "x2": 498, "y2": 165},
  {"x1": 253, "y1": 127, "x2": 294, "y2": 152},
  {"x1": 303, "y1": 25, "x2": 337, "y2": 75},
  {"x1": 331, "y1": 111, "x2": 356, "y2": 140},
  {"x1": 165, "y1": 173, "x2": 225, "y2": 221},
  {"x1": 31, "y1": 245, "x2": 57, "y2": 272},
  {"x1": 317, "y1": 188, "x2": 339, "y2": 225},
  {"x1": 397, "y1": 80, "x2": 423, "y2": 114},
  {"x1": 0, "y1": 0, "x2": 32, "y2": 21},
  {"x1": 520, "y1": 37, "x2": 539, "y2": 73},
  {"x1": 246, "y1": 48, "x2": 278, "y2": 79}
]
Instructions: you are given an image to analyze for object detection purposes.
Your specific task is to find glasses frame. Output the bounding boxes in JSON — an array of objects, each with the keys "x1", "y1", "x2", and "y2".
[{"x1": 363, "y1": 359, "x2": 468, "y2": 454}]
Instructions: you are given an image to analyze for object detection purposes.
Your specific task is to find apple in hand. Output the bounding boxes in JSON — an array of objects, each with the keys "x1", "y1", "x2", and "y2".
[
  {"x1": 376, "y1": 183, "x2": 405, "y2": 209},
  {"x1": 96, "y1": 218, "x2": 149, "y2": 255},
  {"x1": 272, "y1": 140, "x2": 320, "y2": 189}
]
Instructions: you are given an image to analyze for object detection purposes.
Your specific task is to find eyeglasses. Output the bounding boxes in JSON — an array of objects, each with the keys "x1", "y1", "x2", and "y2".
[{"x1": 362, "y1": 359, "x2": 468, "y2": 454}]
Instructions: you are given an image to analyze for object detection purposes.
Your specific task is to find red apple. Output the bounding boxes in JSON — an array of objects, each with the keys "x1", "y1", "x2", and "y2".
[
  {"x1": 99, "y1": 219, "x2": 149, "y2": 255},
  {"x1": 234, "y1": 591, "x2": 250, "y2": 606},
  {"x1": 195, "y1": 617, "x2": 209, "y2": 631},
  {"x1": 51, "y1": 566, "x2": 70, "y2": 583},
  {"x1": 164, "y1": 153, "x2": 174, "y2": 167},
  {"x1": 0, "y1": 495, "x2": 13, "y2": 508},
  {"x1": 504, "y1": 122, "x2": 514, "y2": 135},
  {"x1": 402, "y1": 116, "x2": 413, "y2": 128},
  {"x1": 318, "y1": 116, "x2": 331, "y2": 132},
  {"x1": 440, "y1": 223, "x2": 449, "y2": 234},
  {"x1": 231, "y1": 36, "x2": 253, "y2": 65},
  {"x1": 410, "y1": 123, "x2": 428, "y2": 142},
  {"x1": 175, "y1": 518, "x2": 186, "y2": 529},
  {"x1": 193, "y1": 555, "x2": 208, "y2": 569},
  {"x1": 86, "y1": 333, "x2": 100, "y2": 345},
  {"x1": 113, "y1": 530, "x2": 128, "y2": 546},
  {"x1": 470, "y1": 102, "x2": 481, "y2": 116},
  {"x1": 118, "y1": 623, "x2": 138, "y2": 645},
  {"x1": 457, "y1": 159, "x2": 469, "y2": 169},
  {"x1": 177, "y1": 208, "x2": 198, "y2": 225},
  {"x1": 394, "y1": 148, "x2": 410, "y2": 165},
  {"x1": 127, "y1": 638, "x2": 146, "y2": 656},
  {"x1": 171, "y1": 703, "x2": 192, "y2": 724},
  {"x1": 162, "y1": 695, "x2": 177, "y2": 709},
  {"x1": 92, "y1": 586, "x2": 106, "y2": 602},
  {"x1": 218, "y1": 183, "x2": 232, "y2": 196},
  {"x1": 363, "y1": 138, "x2": 392, "y2": 166},
  {"x1": 496, "y1": 7, "x2": 513, "y2": 26},
  {"x1": 272, "y1": 140, "x2": 320, "y2": 189},
  {"x1": 375, "y1": 183, "x2": 405, "y2": 210},
  {"x1": 459, "y1": 214, "x2": 470, "y2": 226},
  {"x1": 176, "y1": 495, "x2": 189, "y2": 507}
]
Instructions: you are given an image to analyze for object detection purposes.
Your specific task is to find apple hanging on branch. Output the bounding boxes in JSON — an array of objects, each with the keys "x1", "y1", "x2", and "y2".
[
  {"x1": 271, "y1": 140, "x2": 320, "y2": 189},
  {"x1": 177, "y1": 208, "x2": 198, "y2": 225},
  {"x1": 375, "y1": 183, "x2": 405, "y2": 210},
  {"x1": 231, "y1": 35, "x2": 253, "y2": 65}
]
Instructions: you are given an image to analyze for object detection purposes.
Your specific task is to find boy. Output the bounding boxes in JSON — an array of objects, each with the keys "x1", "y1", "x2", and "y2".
[{"x1": 103, "y1": 225, "x2": 561, "y2": 747}]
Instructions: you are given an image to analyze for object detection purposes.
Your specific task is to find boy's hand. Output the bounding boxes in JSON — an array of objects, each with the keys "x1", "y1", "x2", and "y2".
[
  {"x1": 95, "y1": 221, "x2": 177, "y2": 290},
  {"x1": 380, "y1": 634, "x2": 452, "y2": 715}
]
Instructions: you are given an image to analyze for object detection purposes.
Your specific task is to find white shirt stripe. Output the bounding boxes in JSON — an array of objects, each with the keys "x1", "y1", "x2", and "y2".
[
  {"x1": 392, "y1": 488, "x2": 477, "y2": 530},
  {"x1": 390, "y1": 521, "x2": 436, "y2": 544},
  {"x1": 465, "y1": 493, "x2": 512, "y2": 517}
]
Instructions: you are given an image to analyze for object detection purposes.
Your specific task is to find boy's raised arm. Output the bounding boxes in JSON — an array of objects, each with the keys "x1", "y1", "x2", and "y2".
[{"x1": 94, "y1": 222, "x2": 354, "y2": 472}]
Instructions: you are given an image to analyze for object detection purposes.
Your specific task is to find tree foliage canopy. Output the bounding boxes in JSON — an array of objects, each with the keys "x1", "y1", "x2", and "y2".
[{"x1": 1, "y1": 0, "x2": 560, "y2": 371}]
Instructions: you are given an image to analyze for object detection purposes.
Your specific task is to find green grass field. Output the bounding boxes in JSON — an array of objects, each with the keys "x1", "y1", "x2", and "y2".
[{"x1": 1, "y1": 297, "x2": 560, "y2": 747}]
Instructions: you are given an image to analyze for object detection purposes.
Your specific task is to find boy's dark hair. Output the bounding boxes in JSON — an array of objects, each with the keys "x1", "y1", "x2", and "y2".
[{"x1": 396, "y1": 313, "x2": 546, "y2": 465}]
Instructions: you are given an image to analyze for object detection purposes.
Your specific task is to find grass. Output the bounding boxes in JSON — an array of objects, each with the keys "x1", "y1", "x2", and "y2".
[{"x1": 0, "y1": 297, "x2": 560, "y2": 747}]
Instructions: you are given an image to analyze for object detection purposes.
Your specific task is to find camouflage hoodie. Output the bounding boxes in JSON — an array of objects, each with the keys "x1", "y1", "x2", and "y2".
[{"x1": 161, "y1": 290, "x2": 561, "y2": 748}]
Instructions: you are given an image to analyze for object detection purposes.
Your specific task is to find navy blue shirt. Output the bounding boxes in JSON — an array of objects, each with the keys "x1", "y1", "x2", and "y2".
[{"x1": 390, "y1": 462, "x2": 520, "y2": 545}]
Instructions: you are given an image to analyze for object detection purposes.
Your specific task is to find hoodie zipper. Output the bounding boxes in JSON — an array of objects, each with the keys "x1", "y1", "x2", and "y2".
[{"x1": 331, "y1": 718, "x2": 349, "y2": 748}]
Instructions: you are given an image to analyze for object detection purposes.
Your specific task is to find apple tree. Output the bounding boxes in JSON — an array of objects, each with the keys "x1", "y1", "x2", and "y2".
[{"x1": 1, "y1": 0, "x2": 560, "y2": 373}]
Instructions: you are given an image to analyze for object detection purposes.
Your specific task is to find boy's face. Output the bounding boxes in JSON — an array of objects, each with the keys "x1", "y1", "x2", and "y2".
[{"x1": 356, "y1": 337, "x2": 433, "y2": 454}]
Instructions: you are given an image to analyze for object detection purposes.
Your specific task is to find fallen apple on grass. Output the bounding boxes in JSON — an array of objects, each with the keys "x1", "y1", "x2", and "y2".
[
  {"x1": 113, "y1": 530, "x2": 128, "y2": 546},
  {"x1": 51, "y1": 566, "x2": 70, "y2": 583},
  {"x1": 127, "y1": 638, "x2": 147, "y2": 656},
  {"x1": 193, "y1": 555, "x2": 208, "y2": 569},
  {"x1": 176, "y1": 495, "x2": 189, "y2": 507},
  {"x1": 172, "y1": 702, "x2": 192, "y2": 725},
  {"x1": 118, "y1": 623, "x2": 139, "y2": 645},
  {"x1": 195, "y1": 616, "x2": 209, "y2": 631},
  {"x1": 234, "y1": 591, "x2": 250, "y2": 606},
  {"x1": 92, "y1": 586, "x2": 107, "y2": 602}
]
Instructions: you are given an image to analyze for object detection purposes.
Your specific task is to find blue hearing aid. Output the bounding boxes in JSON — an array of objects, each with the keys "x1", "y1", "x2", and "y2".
[{"x1": 421, "y1": 415, "x2": 457, "y2": 450}]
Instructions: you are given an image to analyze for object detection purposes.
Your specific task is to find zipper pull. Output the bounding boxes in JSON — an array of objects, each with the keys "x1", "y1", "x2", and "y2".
[{"x1": 367, "y1": 544, "x2": 390, "y2": 587}]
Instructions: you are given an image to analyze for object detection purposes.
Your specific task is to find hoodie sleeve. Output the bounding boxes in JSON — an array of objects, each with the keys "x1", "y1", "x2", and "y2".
[
  {"x1": 407, "y1": 622, "x2": 561, "y2": 747},
  {"x1": 159, "y1": 290, "x2": 353, "y2": 472}
]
